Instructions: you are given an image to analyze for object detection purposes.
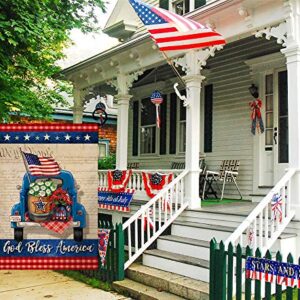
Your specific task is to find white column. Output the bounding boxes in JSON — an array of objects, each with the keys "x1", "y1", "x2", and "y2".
[
  {"x1": 73, "y1": 88, "x2": 84, "y2": 124},
  {"x1": 184, "y1": 74, "x2": 202, "y2": 209},
  {"x1": 282, "y1": 45, "x2": 300, "y2": 219},
  {"x1": 115, "y1": 94, "x2": 132, "y2": 170}
]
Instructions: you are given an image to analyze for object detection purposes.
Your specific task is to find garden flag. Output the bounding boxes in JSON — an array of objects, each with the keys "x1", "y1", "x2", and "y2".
[
  {"x1": 21, "y1": 151, "x2": 60, "y2": 176},
  {"x1": 98, "y1": 228, "x2": 111, "y2": 266},
  {"x1": 128, "y1": 0, "x2": 226, "y2": 51}
]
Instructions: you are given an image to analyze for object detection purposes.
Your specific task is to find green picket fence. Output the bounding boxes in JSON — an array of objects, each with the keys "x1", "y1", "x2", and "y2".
[
  {"x1": 210, "y1": 238, "x2": 300, "y2": 300},
  {"x1": 80, "y1": 222, "x2": 125, "y2": 283}
]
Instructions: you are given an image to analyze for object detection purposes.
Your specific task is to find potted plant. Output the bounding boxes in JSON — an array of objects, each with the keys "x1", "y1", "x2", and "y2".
[{"x1": 49, "y1": 188, "x2": 72, "y2": 222}]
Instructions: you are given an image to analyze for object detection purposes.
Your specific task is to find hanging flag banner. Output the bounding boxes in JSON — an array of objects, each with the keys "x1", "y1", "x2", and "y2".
[
  {"x1": 98, "y1": 187, "x2": 134, "y2": 212},
  {"x1": 107, "y1": 169, "x2": 132, "y2": 193},
  {"x1": 98, "y1": 228, "x2": 110, "y2": 266},
  {"x1": 249, "y1": 98, "x2": 264, "y2": 135},
  {"x1": 271, "y1": 194, "x2": 283, "y2": 222},
  {"x1": 0, "y1": 124, "x2": 99, "y2": 270},
  {"x1": 246, "y1": 256, "x2": 300, "y2": 287},
  {"x1": 150, "y1": 90, "x2": 164, "y2": 128}
]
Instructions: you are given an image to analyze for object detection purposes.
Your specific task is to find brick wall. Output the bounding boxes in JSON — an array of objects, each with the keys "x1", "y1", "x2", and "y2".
[{"x1": 99, "y1": 124, "x2": 117, "y2": 154}]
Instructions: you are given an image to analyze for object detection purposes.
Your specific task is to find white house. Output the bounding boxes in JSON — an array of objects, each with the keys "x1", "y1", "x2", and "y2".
[{"x1": 62, "y1": 0, "x2": 300, "y2": 298}]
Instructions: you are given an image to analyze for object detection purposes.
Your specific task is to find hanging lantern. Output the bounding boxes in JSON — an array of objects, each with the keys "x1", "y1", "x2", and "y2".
[{"x1": 150, "y1": 90, "x2": 163, "y2": 128}]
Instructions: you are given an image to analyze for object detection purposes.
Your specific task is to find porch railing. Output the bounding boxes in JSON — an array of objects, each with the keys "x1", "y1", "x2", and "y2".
[
  {"x1": 225, "y1": 168, "x2": 296, "y2": 253},
  {"x1": 98, "y1": 169, "x2": 182, "y2": 200},
  {"x1": 122, "y1": 170, "x2": 189, "y2": 270}
]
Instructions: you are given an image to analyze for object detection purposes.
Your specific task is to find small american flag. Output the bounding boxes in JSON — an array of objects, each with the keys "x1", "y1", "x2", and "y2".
[
  {"x1": 22, "y1": 152, "x2": 60, "y2": 176},
  {"x1": 129, "y1": 0, "x2": 226, "y2": 51}
]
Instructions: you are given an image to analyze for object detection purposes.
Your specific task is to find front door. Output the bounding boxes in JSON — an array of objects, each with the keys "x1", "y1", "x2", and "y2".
[{"x1": 260, "y1": 70, "x2": 289, "y2": 186}]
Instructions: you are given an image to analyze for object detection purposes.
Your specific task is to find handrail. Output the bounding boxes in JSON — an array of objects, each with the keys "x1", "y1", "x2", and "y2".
[
  {"x1": 122, "y1": 170, "x2": 189, "y2": 270},
  {"x1": 225, "y1": 168, "x2": 297, "y2": 252}
]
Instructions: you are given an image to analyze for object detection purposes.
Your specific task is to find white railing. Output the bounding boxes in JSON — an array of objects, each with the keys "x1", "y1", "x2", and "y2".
[
  {"x1": 122, "y1": 170, "x2": 189, "y2": 270},
  {"x1": 225, "y1": 169, "x2": 297, "y2": 253},
  {"x1": 99, "y1": 169, "x2": 182, "y2": 200}
]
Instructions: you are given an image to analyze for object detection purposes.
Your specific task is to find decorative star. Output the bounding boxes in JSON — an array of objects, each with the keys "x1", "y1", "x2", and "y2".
[
  {"x1": 34, "y1": 199, "x2": 47, "y2": 213},
  {"x1": 15, "y1": 136, "x2": 19, "y2": 140},
  {"x1": 65, "y1": 134, "x2": 71, "y2": 141},
  {"x1": 76, "y1": 136, "x2": 81, "y2": 141},
  {"x1": 84, "y1": 134, "x2": 91, "y2": 141},
  {"x1": 24, "y1": 134, "x2": 30, "y2": 141},
  {"x1": 35, "y1": 136, "x2": 40, "y2": 140},
  {"x1": 4, "y1": 134, "x2": 10, "y2": 141},
  {"x1": 44, "y1": 134, "x2": 50, "y2": 141},
  {"x1": 55, "y1": 136, "x2": 60, "y2": 140}
]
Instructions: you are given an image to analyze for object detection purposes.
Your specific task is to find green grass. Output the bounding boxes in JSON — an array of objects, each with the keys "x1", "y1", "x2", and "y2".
[
  {"x1": 202, "y1": 198, "x2": 242, "y2": 206},
  {"x1": 57, "y1": 270, "x2": 112, "y2": 291}
]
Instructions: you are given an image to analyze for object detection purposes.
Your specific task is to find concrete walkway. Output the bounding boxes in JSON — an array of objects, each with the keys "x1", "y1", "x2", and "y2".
[{"x1": 0, "y1": 270, "x2": 125, "y2": 300}]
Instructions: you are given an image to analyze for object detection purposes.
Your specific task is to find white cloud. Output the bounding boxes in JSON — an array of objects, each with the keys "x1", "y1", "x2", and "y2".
[{"x1": 59, "y1": 0, "x2": 119, "y2": 69}]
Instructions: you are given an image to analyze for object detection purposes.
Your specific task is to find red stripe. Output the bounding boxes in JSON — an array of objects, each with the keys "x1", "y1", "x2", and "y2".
[
  {"x1": 0, "y1": 124, "x2": 98, "y2": 132},
  {"x1": 159, "y1": 39, "x2": 226, "y2": 51},
  {"x1": 149, "y1": 27, "x2": 178, "y2": 34},
  {"x1": 155, "y1": 31, "x2": 222, "y2": 43}
]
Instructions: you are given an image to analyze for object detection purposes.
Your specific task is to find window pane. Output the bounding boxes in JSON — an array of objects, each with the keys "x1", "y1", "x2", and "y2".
[
  {"x1": 175, "y1": 1, "x2": 184, "y2": 15},
  {"x1": 141, "y1": 126, "x2": 156, "y2": 154},
  {"x1": 266, "y1": 112, "x2": 273, "y2": 128},
  {"x1": 266, "y1": 74, "x2": 273, "y2": 94},
  {"x1": 99, "y1": 143, "x2": 107, "y2": 158},
  {"x1": 179, "y1": 122, "x2": 186, "y2": 152},
  {"x1": 266, "y1": 95, "x2": 273, "y2": 111},
  {"x1": 141, "y1": 98, "x2": 156, "y2": 126},
  {"x1": 195, "y1": 0, "x2": 206, "y2": 8},
  {"x1": 265, "y1": 129, "x2": 273, "y2": 146},
  {"x1": 180, "y1": 100, "x2": 186, "y2": 121},
  {"x1": 279, "y1": 117, "x2": 288, "y2": 163}
]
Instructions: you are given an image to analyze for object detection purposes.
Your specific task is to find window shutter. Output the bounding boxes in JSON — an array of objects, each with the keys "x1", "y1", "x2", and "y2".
[
  {"x1": 159, "y1": 0, "x2": 169, "y2": 9},
  {"x1": 160, "y1": 95, "x2": 167, "y2": 155},
  {"x1": 169, "y1": 92, "x2": 177, "y2": 154},
  {"x1": 204, "y1": 84, "x2": 213, "y2": 153},
  {"x1": 195, "y1": 0, "x2": 206, "y2": 9},
  {"x1": 132, "y1": 101, "x2": 139, "y2": 156}
]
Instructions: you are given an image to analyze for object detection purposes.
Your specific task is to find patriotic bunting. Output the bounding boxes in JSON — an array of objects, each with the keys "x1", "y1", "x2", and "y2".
[
  {"x1": 246, "y1": 256, "x2": 300, "y2": 288},
  {"x1": 107, "y1": 169, "x2": 132, "y2": 193},
  {"x1": 98, "y1": 229, "x2": 111, "y2": 266}
]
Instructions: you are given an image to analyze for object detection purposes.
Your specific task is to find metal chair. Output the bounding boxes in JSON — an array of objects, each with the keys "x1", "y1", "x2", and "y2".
[{"x1": 202, "y1": 160, "x2": 242, "y2": 200}]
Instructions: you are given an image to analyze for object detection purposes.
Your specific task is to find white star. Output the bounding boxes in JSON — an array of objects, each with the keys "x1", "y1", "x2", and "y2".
[
  {"x1": 4, "y1": 134, "x2": 10, "y2": 141},
  {"x1": 55, "y1": 136, "x2": 60, "y2": 140},
  {"x1": 24, "y1": 134, "x2": 30, "y2": 141},
  {"x1": 76, "y1": 136, "x2": 81, "y2": 140},
  {"x1": 35, "y1": 136, "x2": 40, "y2": 140},
  {"x1": 44, "y1": 134, "x2": 50, "y2": 141},
  {"x1": 84, "y1": 134, "x2": 91, "y2": 141},
  {"x1": 15, "y1": 136, "x2": 19, "y2": 140},
  {"x1": 65, "y1": 134, "x2": 71, "y2": 141}
]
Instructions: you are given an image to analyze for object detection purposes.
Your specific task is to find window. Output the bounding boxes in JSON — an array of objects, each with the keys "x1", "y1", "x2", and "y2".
[
  {"x1": 265, "y1": 74, "x2": 274, "y2": 149},
  {"x1": 204, "y1": 84, "x2": 213, "y2": 153},
  {"x1": 99, "y1": 140, "x2": 109, "y2": 158},
  {"x1": 179, "y1": 98, "x2": 186, "y2": 152},
  {"x1": 173, "y1": 0, "x2": 189, "y2": 15},
  {"x1": 140, "y1": 98, "x2": 157, "y2": 154}
]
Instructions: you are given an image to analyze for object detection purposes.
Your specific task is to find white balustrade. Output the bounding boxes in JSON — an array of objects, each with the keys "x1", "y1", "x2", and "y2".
[
  {"x1": 225, "y1": 169, "x2": 297, "y2": 254},
  {"x1": 122, "y1": 170, "x2": 189, "y2": 270}
]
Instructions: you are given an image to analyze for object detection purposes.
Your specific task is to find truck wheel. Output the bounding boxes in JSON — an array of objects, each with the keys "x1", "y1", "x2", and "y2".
[
  {"x1": 74, "y1": 228, "x2": 83, "y2": 242},
  {"x1": 14, "y1": 228, "x2": 23, "y2": 242}
]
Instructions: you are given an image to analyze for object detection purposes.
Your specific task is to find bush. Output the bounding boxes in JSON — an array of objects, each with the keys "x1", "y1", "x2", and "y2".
[{"x1": 98, "y1": 154, "x2": 116, "y2": 170}]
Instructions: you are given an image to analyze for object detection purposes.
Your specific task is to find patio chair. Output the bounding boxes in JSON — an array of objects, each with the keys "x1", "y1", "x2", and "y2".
[{"x1": 202, "y1": 160, "x2": 242, "y2": 201}]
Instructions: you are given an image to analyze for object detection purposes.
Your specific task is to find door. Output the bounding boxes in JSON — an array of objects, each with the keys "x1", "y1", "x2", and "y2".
[{"x1": 260, "y1": 70, "x2": 288, "y2": 186}]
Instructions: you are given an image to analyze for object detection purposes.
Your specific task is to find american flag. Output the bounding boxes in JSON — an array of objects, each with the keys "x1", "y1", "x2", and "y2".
[
  {"x1": 129, "y1": 0, "x2": 226, "y2": 51},
  {"x1": 22, "y1": 152, "x2": 60, "y2": 176}
]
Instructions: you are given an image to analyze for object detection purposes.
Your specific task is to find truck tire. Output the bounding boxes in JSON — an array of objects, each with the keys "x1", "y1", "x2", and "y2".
[
  {"x1": 14, "y1": 228, "x2": 23, "y2": 242},
  {"x1": 74, "y1": 228, "x2": 83, "y2": 242}
]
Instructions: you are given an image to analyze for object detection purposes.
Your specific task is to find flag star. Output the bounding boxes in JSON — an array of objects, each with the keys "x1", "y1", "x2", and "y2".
[
  {"x1": 55, "y1": 136, "x2": 60, "y2": 140},
  {"x1": 24, "y1": 134, "x2": 30, "y2": 141},
  {"x1": 15, "y1": 136, "x2": 19, "y2": 140},
  {"x1": 4, "y1": 134, "x2": 10, "y2": 141},
  {"x1": 84, "y1": 134, "x2": 91, "y2": 141},
  {"x1": 35, "y1": 136, "x2": 40, "y2": 140},
  {"x1": 76, "y1": 136, "x2": 81, "y2": 140},
  {"x1": 65, "y1": 134, "x2": 71, "y2": 141},
  {"x1": 44, "y1": 134, "x2": 50, "y2": 141}
]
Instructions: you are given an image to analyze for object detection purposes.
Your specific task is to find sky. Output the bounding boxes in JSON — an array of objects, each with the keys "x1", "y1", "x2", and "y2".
[{"x1": 60, "y1": 0, "x2": 118, "y2": 69}]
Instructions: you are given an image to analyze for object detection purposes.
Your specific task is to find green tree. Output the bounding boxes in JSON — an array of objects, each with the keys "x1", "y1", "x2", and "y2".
[{"x1": 0, "y1": 0, "x2": 105, "y2": 121}]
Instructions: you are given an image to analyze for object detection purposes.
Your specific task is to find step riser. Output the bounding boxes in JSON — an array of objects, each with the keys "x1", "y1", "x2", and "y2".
[
  {"x1": 126, "y1": 268, "x2": 209, "y2": 300},
  {"x1": 172, "y1": 224, "x2": 232, "y2": 241},
  {"x1": 157, "y1": 239, "x2": 209, "y2": 260},
  {"x1": 143, "y1": 254, "x2": 209, "y2": 282},
  {"x1": 177, "y1": 216, "x2": 242, "y2": 228}
]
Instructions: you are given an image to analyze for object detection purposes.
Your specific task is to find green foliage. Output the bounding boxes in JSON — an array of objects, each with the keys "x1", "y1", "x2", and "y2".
[
  {"x1": 98, "y1": 154, "x2": 116, "y2": 170},
  {"x1": 0, "y1": 0, "x2": 105, "y2": 121}
]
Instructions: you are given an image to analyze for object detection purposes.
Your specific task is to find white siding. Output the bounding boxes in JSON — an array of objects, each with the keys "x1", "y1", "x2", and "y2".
[{"x1": 127, "y1": 37, "x2": 283, "y2": 199}]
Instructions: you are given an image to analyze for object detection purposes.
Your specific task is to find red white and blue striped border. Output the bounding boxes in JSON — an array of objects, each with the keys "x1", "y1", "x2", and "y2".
[
  {"x1": 0, "y1": 124, "x2": 98, "y2": 132},
  {"x1": 99, "y1": 204, "x2": 130, "y2": 212},
  {"x1": 98, "y1": 187, "x2": 135, "y2": 194},
  {"x1": 0, "y1": 257, "x2": 98, "y2": 270}
]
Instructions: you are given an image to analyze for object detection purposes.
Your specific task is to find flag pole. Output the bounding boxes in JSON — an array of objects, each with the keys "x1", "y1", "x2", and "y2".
[
  {"x1": 19, "y1": 148, "x2": 31, "y2": 184},
  {"x1": 161, "y1": 51, "x2": 186, "y2": 88}
]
